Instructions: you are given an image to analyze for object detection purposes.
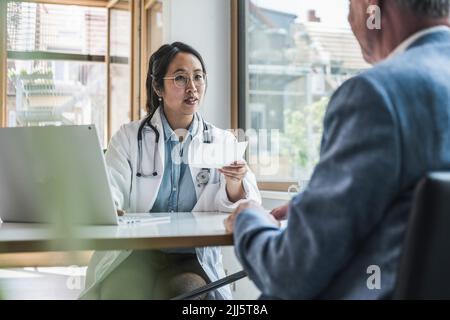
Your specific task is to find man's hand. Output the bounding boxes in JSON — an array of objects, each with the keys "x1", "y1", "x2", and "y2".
[
  {"x1": 117, "y1": 209, "x2": 125, "y2": 216},
  {"x1": 224, "y1": 200, "x2": 280, "y2": 233},
  {"x1": 271, "y1": 203, "x2": 289, "y2": 221}
]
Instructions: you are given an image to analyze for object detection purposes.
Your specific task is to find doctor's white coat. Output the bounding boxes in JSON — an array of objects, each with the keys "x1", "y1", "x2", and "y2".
[{"x1": 80, "y1": 108, "x2": 261, "y2": 299}]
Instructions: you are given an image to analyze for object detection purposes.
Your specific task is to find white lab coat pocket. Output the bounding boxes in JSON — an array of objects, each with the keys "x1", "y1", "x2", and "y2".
[{"x1": 193, "y1": 182, "x2": 221, "y2": 212}]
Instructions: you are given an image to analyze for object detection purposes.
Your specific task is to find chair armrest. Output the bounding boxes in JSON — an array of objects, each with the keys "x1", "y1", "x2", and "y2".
[{"x1": 171, "y1": 270, "x2": 247, "y2": 300}]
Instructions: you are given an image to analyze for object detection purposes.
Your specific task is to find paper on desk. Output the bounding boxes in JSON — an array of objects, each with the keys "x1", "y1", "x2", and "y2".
[{"x1": 188, "y1": 141, "x2": 248, "y2": 168}]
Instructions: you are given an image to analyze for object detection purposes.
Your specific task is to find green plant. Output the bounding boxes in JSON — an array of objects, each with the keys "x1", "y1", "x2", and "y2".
[{"x1": 285, "y1": 97, "x2": 329, "y2": 172}]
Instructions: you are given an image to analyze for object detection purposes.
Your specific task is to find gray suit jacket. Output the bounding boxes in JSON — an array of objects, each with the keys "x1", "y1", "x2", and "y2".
[{"x1": 234, "y1": 29, "x2": 450, "y2": 299}]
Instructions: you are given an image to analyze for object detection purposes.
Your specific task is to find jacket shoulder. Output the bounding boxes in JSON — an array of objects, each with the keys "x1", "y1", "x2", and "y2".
[
  {"x1": 360, "y1": 39, "x2": 450, "y2": 85},
  {"x1": 118, "y1": 119, "x2": 143, "y2": 134},
  {"x1": 109, "y1": 119, "x2": 143, "y2": 148}
]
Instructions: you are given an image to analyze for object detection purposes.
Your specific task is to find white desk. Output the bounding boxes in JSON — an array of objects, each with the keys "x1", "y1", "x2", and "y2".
[{"x1": 0, "y1": 212, "x2": 233, "y2": 254}]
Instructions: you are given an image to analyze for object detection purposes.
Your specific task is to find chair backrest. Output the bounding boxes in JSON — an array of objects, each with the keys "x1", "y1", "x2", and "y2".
[{"x1": 394, "y1": 172, "x2": 450, "y2": 299}]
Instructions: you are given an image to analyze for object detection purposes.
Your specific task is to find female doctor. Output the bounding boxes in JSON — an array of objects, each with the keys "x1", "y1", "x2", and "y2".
[{"x1": 80, "y1": 42, "x2": 261, "y2": 300}]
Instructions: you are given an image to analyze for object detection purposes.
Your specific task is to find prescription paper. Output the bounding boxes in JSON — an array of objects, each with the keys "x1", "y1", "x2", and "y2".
[{"x1": 189, "y1": 141, "x2": 248, "y2": 168}]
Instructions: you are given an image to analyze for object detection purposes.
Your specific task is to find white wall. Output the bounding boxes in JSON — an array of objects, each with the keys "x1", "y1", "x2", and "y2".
[{"x1": 163, "y1": 0, "x2": 231, "y2": 130}]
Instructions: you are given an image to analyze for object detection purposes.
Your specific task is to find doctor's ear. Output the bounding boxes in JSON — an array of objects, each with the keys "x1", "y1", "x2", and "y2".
[
  {"x1": 154, "y1": 89, "x2": 163, "y2": 101},
  {"x1": 152, "y1": 81, "x2": 163, "y2": 97}
]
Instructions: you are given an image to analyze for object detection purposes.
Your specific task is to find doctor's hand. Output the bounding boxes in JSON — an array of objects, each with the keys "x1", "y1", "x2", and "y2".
[
  {"x1": 224, "y1": 200, "x2": 280, "y2": 233},
  {"x1": 220, "y1": 160, "x2": 248, "y2": 203},
  {"x1": 219, "y1": 160, "x2": 248, "y2": 184},
  {"x1": 117, "y1": 209, "x2": 126, "y2": 216}
]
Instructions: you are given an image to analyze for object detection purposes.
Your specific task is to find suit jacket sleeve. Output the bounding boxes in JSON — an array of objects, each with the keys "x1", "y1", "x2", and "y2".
[{"x1": 234, "y1": 75, "x2": 401, "y2": 299}]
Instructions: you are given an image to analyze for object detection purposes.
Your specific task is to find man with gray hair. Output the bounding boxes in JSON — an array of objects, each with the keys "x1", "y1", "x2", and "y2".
[{"x1": 225, "y1": 0, "x2": 450, "y2": 299}]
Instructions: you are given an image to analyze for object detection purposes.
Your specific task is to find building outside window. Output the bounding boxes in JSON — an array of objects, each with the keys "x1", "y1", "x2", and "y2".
[{"x1": 241, "y1": 0, "x2": 370, "y2": 189}]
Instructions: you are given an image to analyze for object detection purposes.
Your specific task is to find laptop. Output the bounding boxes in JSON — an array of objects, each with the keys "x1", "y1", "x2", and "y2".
[{"x1": 0, "y1": 125, "x2": 169, "y2": 225}]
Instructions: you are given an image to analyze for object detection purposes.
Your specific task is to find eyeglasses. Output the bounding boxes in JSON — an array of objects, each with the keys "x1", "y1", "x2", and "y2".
[{"x1": 162, "y1": 72, "x2": 207, "y2": 89}]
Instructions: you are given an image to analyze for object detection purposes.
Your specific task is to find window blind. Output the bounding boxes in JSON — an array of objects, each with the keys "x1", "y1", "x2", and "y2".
[{"x1": 7, "y1": 1, "x2": 107, "y2": 56}]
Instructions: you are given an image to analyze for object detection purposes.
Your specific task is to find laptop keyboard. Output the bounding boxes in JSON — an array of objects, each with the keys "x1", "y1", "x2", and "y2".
[{"x1": 118, "y1": 213, "x2": 171, "y2": 225}]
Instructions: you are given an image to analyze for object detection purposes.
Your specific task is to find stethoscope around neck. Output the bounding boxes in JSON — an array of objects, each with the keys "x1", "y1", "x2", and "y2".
[{"x1": 136, "y1": 112, "x2": 213, "y2": 187}]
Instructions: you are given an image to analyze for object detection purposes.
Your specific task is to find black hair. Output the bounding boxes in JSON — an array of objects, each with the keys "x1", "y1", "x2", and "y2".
[{"x1": 145, "y1": 42, "x2": 207, "y2": 117}]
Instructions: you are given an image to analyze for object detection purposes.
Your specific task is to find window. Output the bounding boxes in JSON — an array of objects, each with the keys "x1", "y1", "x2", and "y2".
[
  {"x1": 239, "y1": 0, "x2": 370, "y2": 190},
  {"x1": 2, "y1": 0, "x2": 163, "y2": 147},
  {"x1": 6, "y1": 1, "x2": 108, "y2": 144}
]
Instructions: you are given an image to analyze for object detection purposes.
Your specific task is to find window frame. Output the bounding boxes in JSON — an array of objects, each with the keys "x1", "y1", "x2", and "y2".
[
  {"x1": 141, "y1": 0, "x2": 163, "y2": 117},
  {"x1": 0, "y1": 0, "x2": 6, "y2": 128}
]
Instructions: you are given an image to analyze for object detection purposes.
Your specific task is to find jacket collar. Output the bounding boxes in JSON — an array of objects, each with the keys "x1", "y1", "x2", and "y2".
[
  {"x1": 160, "y1": 109, "x2": 199, "y2": 143},
  {"x1": 389, "y1": 26, "x2": 450, "y2": 59}
]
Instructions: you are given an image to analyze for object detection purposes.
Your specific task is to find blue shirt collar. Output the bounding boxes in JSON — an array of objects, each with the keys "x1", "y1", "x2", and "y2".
[{"x1": 160, "y1": 110, "x2": 198, "y2": 143}]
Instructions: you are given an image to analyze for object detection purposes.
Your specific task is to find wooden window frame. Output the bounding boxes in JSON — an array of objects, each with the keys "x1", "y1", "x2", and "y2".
[
  {"x1": 0, "y1": 0, "x2": 6, "y2": 127},
  {"x1": 140, "y1": 0, "x2": 163, "y2": 118},
  {"x1": 231, "y1": 0, "x2": 238, "y2": 131}
]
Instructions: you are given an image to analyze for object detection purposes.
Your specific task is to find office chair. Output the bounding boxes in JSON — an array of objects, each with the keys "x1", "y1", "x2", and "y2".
[
  {"x1": 394, "y1": 172, "x2": 450, "y2": 299},
  {"x1": 171, "y1": 270, "x2": 247, "y2": 300}
]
